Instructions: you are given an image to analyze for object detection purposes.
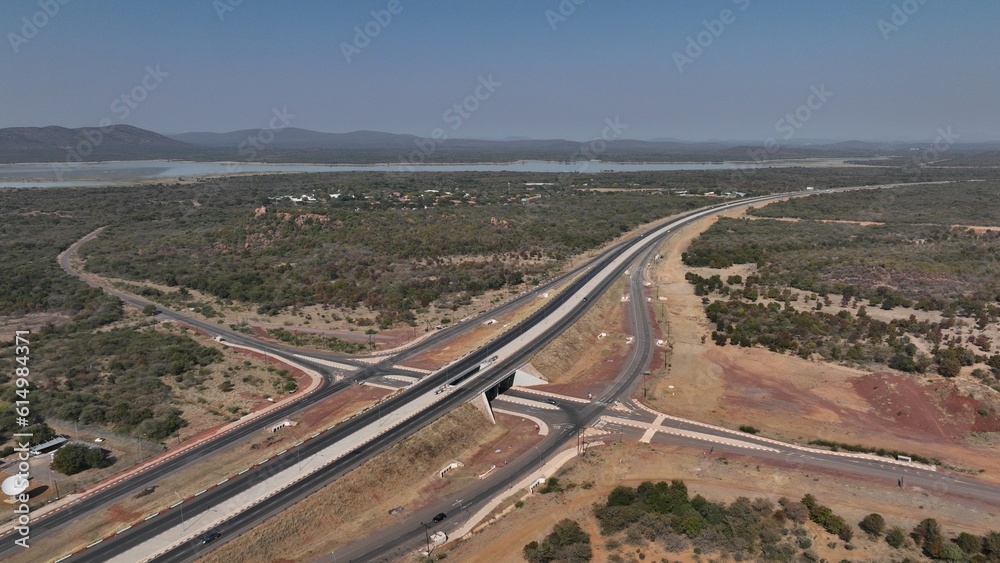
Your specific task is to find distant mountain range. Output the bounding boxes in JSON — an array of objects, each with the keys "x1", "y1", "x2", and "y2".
[
  {"x1": 0, "y1": 125, "x2": 194, "y2": 162},
  {"x1": 1, "y1": 125, "x2": 997, "y2": 165}
]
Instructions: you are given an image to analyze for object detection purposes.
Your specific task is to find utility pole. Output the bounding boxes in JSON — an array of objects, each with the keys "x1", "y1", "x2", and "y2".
[{"x1": 420, "y1": 522, "x2": 431, "y2": 554}]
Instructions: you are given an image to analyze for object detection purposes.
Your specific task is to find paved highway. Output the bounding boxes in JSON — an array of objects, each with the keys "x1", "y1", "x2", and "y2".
[
  {"x1": 0, "y1": 222, "x2": 599, "y2": 558},
  {"x1": 47, "y1": 183, "x2": 982, "y2": 561},
  {"x1": 72, "y1": 192, "x2": 788, "y2": 561}
]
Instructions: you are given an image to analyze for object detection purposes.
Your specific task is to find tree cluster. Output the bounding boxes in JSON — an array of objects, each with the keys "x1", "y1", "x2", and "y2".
[
  {"x1": 523, "y1": 519, "x2": 591, "y2": 563},
  {"x1": 52, "y1": 442, "x2": 110, "y2": 475}
]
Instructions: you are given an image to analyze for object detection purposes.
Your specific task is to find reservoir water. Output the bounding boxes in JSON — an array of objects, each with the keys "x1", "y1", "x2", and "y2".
[{"x1": 0, "y1": 158, "x2": 863, "y2": 188}]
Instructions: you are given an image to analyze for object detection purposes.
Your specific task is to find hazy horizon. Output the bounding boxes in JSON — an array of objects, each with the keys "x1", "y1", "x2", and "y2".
[{"x1": 3, "y1": 1, "x2": 999, "y2": 143}]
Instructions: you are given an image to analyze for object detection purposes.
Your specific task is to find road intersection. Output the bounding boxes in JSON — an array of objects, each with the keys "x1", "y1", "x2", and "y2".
[{"x1": 12, "y1": 183, "x2": 994, "y2": 562}]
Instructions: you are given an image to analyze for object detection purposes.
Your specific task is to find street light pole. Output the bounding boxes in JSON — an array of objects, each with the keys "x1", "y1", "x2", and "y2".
[{"x1": 174, "y1": 491, "x2": 185, "y2": 530}]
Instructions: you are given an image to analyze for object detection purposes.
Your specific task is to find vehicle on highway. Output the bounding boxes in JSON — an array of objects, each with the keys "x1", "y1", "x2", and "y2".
[
  {"x1": 432, "y1": 512, "x2": 447, "y2": 523},
  {"x1": 201, "y1": 531, "x2": 222, "y2": 544},
  {"x1": 545, "y1": 399, "x2": 558, "y2": 405}
]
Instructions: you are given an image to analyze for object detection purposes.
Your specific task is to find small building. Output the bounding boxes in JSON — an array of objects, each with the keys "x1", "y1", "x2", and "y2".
[{"x1": 30, "y1": 436, "x2": 67, "y2": 456}]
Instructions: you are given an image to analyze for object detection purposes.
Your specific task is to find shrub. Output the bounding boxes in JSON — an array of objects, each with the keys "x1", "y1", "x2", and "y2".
[
  {"x1": 983, "y1": 531, "x2": 1000, "y2": 557},
  {"x1": 52, "y1": 443, "x2": 110, "y2": 475},
  {"x1": 779, "y1": 499, "x2": 809, "y2": 524},
  {"x1": 859, "y1": 513, "x2": 885, "y2": 537},
  {"x1": 886, "y1": 526, "x2": 907, "y2": 548},
  {"x1": 539, "y1": 477, "x2": 564, "y2": 494},
  {"x1": 523, "y1": 519, "x2": 591, "y2": 563},
  {"x1": 954, "y1": 532, "x2": 982, "y2": 555}
]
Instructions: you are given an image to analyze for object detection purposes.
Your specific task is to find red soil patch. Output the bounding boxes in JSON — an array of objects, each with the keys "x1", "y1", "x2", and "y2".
[
  {"x1": 463, "y1": 413, "x2": 543, "y2": 472},
  {"x1": 297, "y1": 385, "x2": 389, "y2": 428},
  {"x1": 720, "y1": 358, "x2": 973, "y2": 444},
  {"x1": 541, "y1": 351, "x2": 626, "y2": 400},
  {"x1": 721, "y1": 359, "x2": 817, "y2": 418},
  {"x1": 854, "y1": 372, "x2": 1000, "y2": 437},
  {"x1": 106, "y1": 502, "x2": 142, "y2": 525}
]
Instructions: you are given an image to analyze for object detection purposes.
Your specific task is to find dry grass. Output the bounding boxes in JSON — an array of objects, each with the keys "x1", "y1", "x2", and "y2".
[
  {"x1": 25, "y1": 389, "x2": 384, "y2": 563},
  {"x1": 444, "y1": 441, "x2": 1000, "y2": 563},
  {"x1": 530, "y1": 276, "x2": 628, "y2": 385},
  {"x1": 200, "y1": 404, "x2": 508, "y2": 563},
  {"x1": 644, "y1": 204, "x2": 1000, "y2": 479},
  {"x1": 401, "y1": 274, "x2": 581, "y2": 371}
]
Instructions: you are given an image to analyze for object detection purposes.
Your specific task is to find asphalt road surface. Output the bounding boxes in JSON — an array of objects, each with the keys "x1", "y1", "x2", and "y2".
[{"x1": 42, "y1": 184, "x2": 984, "y2": 561}]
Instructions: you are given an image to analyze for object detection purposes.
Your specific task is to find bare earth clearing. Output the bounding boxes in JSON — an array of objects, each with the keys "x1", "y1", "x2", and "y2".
[
  {"x1": 647, "y1": 207, "x2": 1000, "y2": 479},
  {"x1": 528, "y1": 276, "x2": 631, "y2": 399}
]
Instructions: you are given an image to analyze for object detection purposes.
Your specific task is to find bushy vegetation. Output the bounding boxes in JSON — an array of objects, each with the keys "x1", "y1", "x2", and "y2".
[
  {"x1": 523, "y1": 518, "x2": 591, "y2": 563},
  {"x1": 592, "y1": 480, "x2": 800, "y2": 560},
  {"x1": 807, "y1": 439, "x2": 940, "y2": 465},
  {"x1": 23, "y1": 327, "x2": 220, "y2": 439},
  {"x1": 683, "y1": 183, "x2": 1000, "y2": 378},
  {"x1": 266, "y1": 327, "x2": 367, "y2": 354},
  {"x1": 800, "y1": 494, "x2": 852, "y2": 541},
  {"x1": 82, "y1": 176, "x2": 711, "y2": 324},
  {"x1": 51, "y1": 442, "x2": 111, "y2": 475},
  {"x1": 684, "y1": 215, "x2": 1000, "y2": 314},
  {"x1": 590, "y1": 482, "x2": 999, "y2": 561},
  {"x1": 750, "y1": 180, "x2": 1000, "y2": 226},
  {"x1": 702, "y1": 297, "x2": 1000, "y2": 377},
  {"x1": 0, "y1": 321, "x2": 226, "y2": 453}
]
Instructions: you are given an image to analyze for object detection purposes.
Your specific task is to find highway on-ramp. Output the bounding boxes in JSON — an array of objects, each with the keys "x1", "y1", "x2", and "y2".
[
  {"x1": 68, "y1": 191, "x2": 793, "y2": 561},
  {"x1": 45, "y1": 183, "x2": 979, "y2": 561}
]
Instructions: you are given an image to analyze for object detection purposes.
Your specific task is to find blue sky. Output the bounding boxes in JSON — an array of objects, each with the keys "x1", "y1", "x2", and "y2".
[{"x1": 2, "y1": 0, "x2": 998, "y2": 141}]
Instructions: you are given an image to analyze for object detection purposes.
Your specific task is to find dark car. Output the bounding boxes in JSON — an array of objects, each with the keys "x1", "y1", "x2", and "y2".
[
  {"x1": 201, "y1": 531, "x2": 222, "y2": 544},
  {"x1": 432, "y1": 512, "x2": 447, "y2": 523},
  {"x1": 545, "y1": 399, "x2": 558, "y2": 405}
]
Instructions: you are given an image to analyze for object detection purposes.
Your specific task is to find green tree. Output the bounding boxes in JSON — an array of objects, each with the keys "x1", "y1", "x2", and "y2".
[
  {"x1": 984, "y1": 531, "x2": 1000, "y2": 557},
  {"x1": 912, "y1": 518, "x2": 942, "y2": 546},
  {"x1": 954, "y1": 532, "x2": 982, "y2": 555},
  {"x1": 886, "y1": 526, "x2": 907, "y2": 548},
  {"x1": 51, "y1": 443, "x2": 108, "y2": 475},
  {"x1": 523, "y1": 519, "x2": 591, "y2": 563},
  {"x1": 859, "y1": 513, "x2": 886, "y2": 537}
]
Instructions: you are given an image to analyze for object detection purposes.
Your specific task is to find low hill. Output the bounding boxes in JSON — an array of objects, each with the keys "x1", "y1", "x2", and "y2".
[{"x1": 0, "y1": 125, "x2": 194, "y2": 162}]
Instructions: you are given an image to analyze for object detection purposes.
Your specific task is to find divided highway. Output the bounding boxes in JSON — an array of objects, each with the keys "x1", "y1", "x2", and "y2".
[
  {"x1": 35, "y1": 183, "x2": 975, "y2": 561},
  {"x1": 69, "y1": 191, "x2": 805, "y2": 561}
]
